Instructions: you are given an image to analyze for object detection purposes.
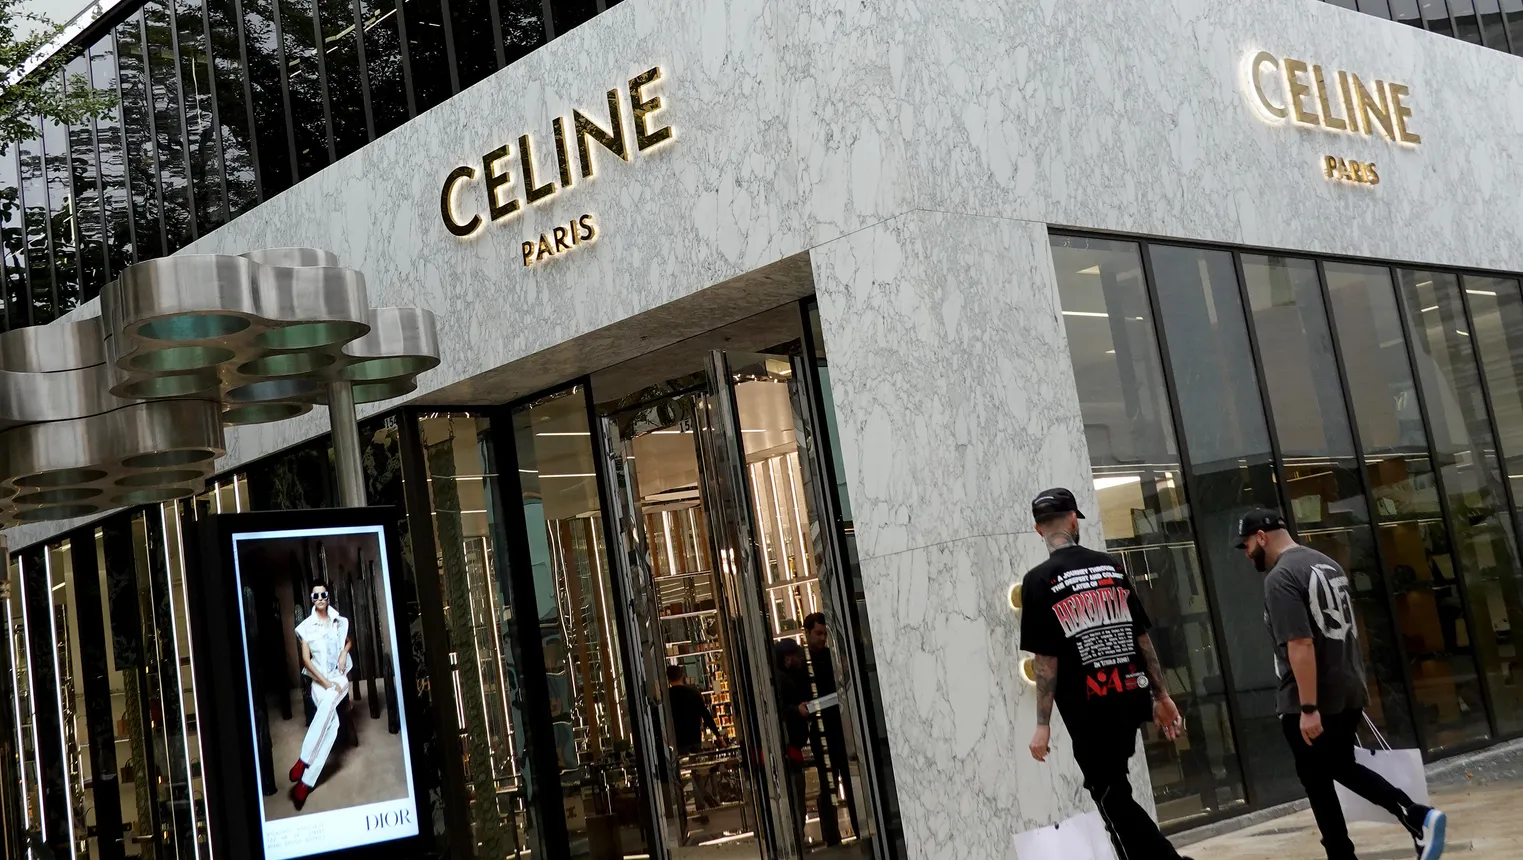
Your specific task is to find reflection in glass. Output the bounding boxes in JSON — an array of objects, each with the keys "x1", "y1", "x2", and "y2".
[
  {"x1": 145, "y1": 1, "x2": 193, "y2": 251},
  {"x1": 116, "y1": 13, "x2": 165, "y2": 262},
  {"x1": 19, "y1": 125, "x2": 54, "y2": 326},
  {"x1": 403, "y1": 0, "x2": 452, "y2": 113},
  {"x1": 419, "y1": 413, "x2": 538, "y2": 858},
  {"x1": 66, "y1": 55, "x2": 108, "y2": 302},
  {"x1": 1397, "y1": 270, "x2": 1523, "y2": 736},
  {"x1": 177, "y1": 0, "x2": 226, "y2": 233},
  {"x1": 1467, "y1": 276, "x2": 1523, "y2": 538},
  {"x1": 1507, "y1": 0, "x2": 1523, "y2": 49},
  {"x1": 242, "y1": 0, "x2": 296, "y2": 196},
  {"x1": 1242, "y1": 254, "x2": 1415, "y2": 745},
  {"x1": 1451, "y1": 0, "x2": 1485, "y2": 43},
  {"x1": 550, "y1": 0, "x2": 598, "y2": 33},
  {"x1": 513, "y1": 388, "x2": 653, "y2": 858},
  {"x1": 1150, "y1": 243, "x2": 1296, "y2": 801},
  {"x1": 1, "y1": 144, "x2": 26, "y2": 330},
  {"x1": 1422, "y1": 0, "x2": 1457, "y2": 36},
  {"x1": 500, "y1": 0, "x2": 547, "y2": 64},
  {"x1": 1049, "y1": 234, "x2": 1246, "y2": 824},
  {"x1": 1476, "y1": 0, "x2": 1510, "y2": 47},
  {"x1": 46, "y1": 542, "x2": 90, "y2": 857},
  {"x1": 319, "y1": 0, "x2": 369, "y2": 157},
  {"x1": 281, "y1": 0, "x2": 332, "y2": 178},
  {"x1": 207, "y1": 0, "x2": 261, "y2": 216},
  {"x1": 1325, "y1": 262, "x2": 1491, "y2": 750},
  {"x1": 451, "y1": 0, "x2": 499, "y2": 90},
  {"x1": 360, "y1": 0, "x2": 409, "y2": 136}
]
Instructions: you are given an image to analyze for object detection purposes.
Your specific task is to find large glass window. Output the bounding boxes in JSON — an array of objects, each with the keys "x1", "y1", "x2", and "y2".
[
  {"x1": 19, "y1": 124, "x2": 53, "y2": 326},
  {"x1": 511, "y1": 387, "x2": 653, "y2": 857},
  {"x1": 66, "y1": 54, "x2": 108, "y2": 301},
  {"x1": 1325, "y1": 262, "x2": 1491, "y2": 751},
  {"x1": 1397, "y1": 270, "x2": 1523, "y2": 736},
  {"x1": 450, "y1": 0, "x2": 499, "y2": 90},
  {"x1": 0, "y1": 146, "x2": 22, "y2": 330},
  {"x1": 144, "y1": 1, "x2": 193, "y2": 251},
  {"x1": 499, "y1": 0, "x2": 547, "y2": 65},
  {"x1": 1476, "y1": 0, "x2": 1511, "y2": 47},
  {"x1": 1466, "y1": 277, "x2": 1523, "y2": 535},
  {"x1": 1392, "y1": 0, "x2": 1427, "y2": 26},
  {"x1": 90, "y1": 36, "x2": 134, "y2": 280},
  {"x1": 402, "y1": 0, "x2": 452, "y2": 113},
  {"x1": 42, "y1": 90, "x2": 78, "y2": 317},
  {"x1": 1422, "y1": 0, "x2": 1457, "y2": 35},
  {"x1": 1050, "y1": 234, "x2": 1247, "y2": 825},
  {"x1": 280, "y1": 0, "x2": 332, "y2": 178},
  {"x1": 319, "y1": 0, "x2": 369, "y2": 158},
  {"x1": 117, "y1": 13, "x2": 165, "y2": 262},
  {"x1": 177, "y1": 0, "x2": 225, "y2": 233},
  {"x1": 549, "y1": 0, "x2": 597, "y2": 34},
  {"x1": 1242, "y1": 254, "x2": 1417, "y2": 746},
  {"x1": 360, "y1": 0, "x2": 409, "y2": 136},
  {"x1": 205, "y1": 0, "x2": 259, "y2": 215},
  {"x1": 242, "y1": 0, "x2": 296, "y2": 197}
]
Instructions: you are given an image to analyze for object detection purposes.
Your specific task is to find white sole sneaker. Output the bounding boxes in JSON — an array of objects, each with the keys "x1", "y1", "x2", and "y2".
[{"x1": 1418, "y1": 808, "x2": 1447, "y2": 860}]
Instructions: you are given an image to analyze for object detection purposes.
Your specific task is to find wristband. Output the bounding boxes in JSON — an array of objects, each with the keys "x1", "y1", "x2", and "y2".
[{"x1": 1300, "y1": 703, "x2": 1319, "y2": 715}]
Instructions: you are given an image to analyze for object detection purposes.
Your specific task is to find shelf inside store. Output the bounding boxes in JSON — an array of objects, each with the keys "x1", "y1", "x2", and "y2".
[
  {"x1": 660, "y1": 609, "x2": 718, "y2": 620},
  {"x1": 653, "y1": 569, "x2": 715, "y2": 582},
  {"x1": 765, "y1": 576, "x2": 818, "y2": 591}
]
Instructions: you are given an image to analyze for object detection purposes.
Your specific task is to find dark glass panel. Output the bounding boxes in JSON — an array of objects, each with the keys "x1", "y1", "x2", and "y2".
[
  {"x1": 359, "y1": 0, "x2": 408, "y2": 135},
  {"x1": 1325, "y1": 262, "x2": 1490, "y2": 751},
  {"x1": 402, "y1": 0, "x2": 451, "y2": 112},
  {"x1": 67, "y1": 55, "x2": 108, "y2": 302},
  {"x1": 1151, "y1": 244, "x2": 1295, "y2": 803},
  {"x1": 1451, "y1": 0, "x2": 1486, "y2": 41},
  {"x1": 144, "y1": 1, "x2": 193, "y2": 251},
  {"x1": 176, "y1": 0, "x2": 225, "y2": 232},
  {"x1": 44, "y1": 72, "x2": 79, "y2": 316},
  {"x1": 1397, "y1": 270, "x2": 1523, "y2": 736},
  {"x1": 1476, "y1": 0, "x2": 1511, "y2": 47},
  {"x1": 1241, "y1": 254, "x2": 1415, "y2": 746},
  {"x1": 89, "y1": 37, "x2": 131, "y2": 283},
  {"x1": 1507, "y1": 0, "x2": 1523, "y2": 51},
  {"x1": 450, "y1": 0, "x2": 498, "y2": 90},
  {"x1": 0, "y1": 146, "x2": 24, "y2": 329},
  {"x1": 242, "y1": 0, "x2": 295, "y2": 196},
  {"x1": 549, "y1": 0, "x2": 596, "y2": 34},
  {"x1": 319, "y1": 0, "x2": 368, "y2": 157},
  {"x1": 1466, "y1": 277, "x2": 1523, "y2": 528},
  {"x1": 117, "y1": 14, "x2": 165, "y2": 260},
  {"x1": 1392, "y1": 0, "x2": 1427, "y2": 25},
  {"x1": 19, "y1": 126, "x2": 55, "y2": 325},
  {"x1": 1050, "y1": 235, "x2": 1247, "y2": 824},
  {"x1": 1327, "y1": 0, "x2": 1359, "y2": 8},
  {"x1": 1358, "y1": 0, "x2": 1394, "y2": 16},
  {"x1": 206, "y1": 0, "x2": 259, "y2": 214},
  {"x1": 1422, "y1": 0, "x2": 1457, "y2": 35},
  {"x1": 499, "y1": 0, "x2": 546, "y2": 64},
  {"x1": 280, "y1": 0, "x2": 331, "y2": 177}
]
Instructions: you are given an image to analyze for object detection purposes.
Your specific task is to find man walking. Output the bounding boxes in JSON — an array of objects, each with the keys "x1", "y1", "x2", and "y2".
[
  {"x1": 1021, "y1": 487, "x2": 1191, "y2": 860},
  {"x1": 1239, "y1": 508, "x2": 1447, "y2": 860}
]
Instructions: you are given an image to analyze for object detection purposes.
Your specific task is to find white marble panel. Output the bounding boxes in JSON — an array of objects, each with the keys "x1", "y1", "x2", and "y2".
[{"x1": 810, "y1": 211, "x2": 1089, "y2": 561}]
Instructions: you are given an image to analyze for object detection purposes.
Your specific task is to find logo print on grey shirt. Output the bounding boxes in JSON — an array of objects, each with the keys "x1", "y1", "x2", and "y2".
[{"x1": 1307, "y1": 563, "x2": 1357, "y2": 642}]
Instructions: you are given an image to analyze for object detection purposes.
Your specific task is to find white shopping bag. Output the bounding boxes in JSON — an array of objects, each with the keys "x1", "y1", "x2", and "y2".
[
  {"x1": 1336, "y1": 713, "x2": 1429, "y2": 825},
  {"x1": 1012, "y1": 810, "x2": 1116, "y2": 860}
]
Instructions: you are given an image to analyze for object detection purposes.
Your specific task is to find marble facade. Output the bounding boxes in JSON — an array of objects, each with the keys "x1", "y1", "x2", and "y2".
[{"x1": 10, "y1": 0, "x2": 1523, "y2": 857}]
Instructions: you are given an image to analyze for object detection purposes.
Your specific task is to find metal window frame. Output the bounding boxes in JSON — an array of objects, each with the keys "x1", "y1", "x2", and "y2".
[
  {"x1": 350, "y1": 0, "x2": 377, "y2": 141},
  {"x1": 133, "y1": 9, "x2": 170, "y2": 257},
  {"x1": 487, "y1": 0, "x2": 507, "y2": 67},
  {"x1": 195, "y1": 0, "x2": 233, "y2": 225},
  {"x1": 1385, "y1": 263, "x2": 1503, "y2": 741},
  {"x1": 83, "y1": 43, "x2": 113, "y2": 293},
  {"x1": 161, "y1": 0, "x2": 202, "y2": 243},
  {"x1": 1134, "y1": 239, "x2": 1264, "y2": 808},
  {"x1": 392, "y1": 0, "x2": 418, "y2": 118},
  {"x1": 307, "y1": 0, "x2": 338, "y2": 163},
  {"x1": 269, "y1": 0, "x2": 302, "y2": 183},
  {"x1": 1309, "y1": 257, "x2": 1430, "y2": 754},
  {"x1": 230, "y1": 0, "x2": 266, "y2": 205},
  {"x1": 437, "y1": 0, "x2": 461, "y2": 96}
]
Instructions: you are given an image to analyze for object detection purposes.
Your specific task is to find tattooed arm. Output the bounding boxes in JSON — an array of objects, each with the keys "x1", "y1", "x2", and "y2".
[
  {"x1": 1028, "y1": 655, "x2": 1060, "y2": 762},
  {"x1": 1138, "y1": 632, "x2": 1184, "y2": 739}
]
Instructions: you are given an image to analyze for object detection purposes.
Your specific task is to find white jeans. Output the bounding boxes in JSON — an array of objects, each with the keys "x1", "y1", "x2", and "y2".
[{"x1": 299, "y1": 679, "x2": 349, "y2": 787}]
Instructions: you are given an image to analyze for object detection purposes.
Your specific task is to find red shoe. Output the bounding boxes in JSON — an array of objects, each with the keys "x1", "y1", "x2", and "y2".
[
  {"x1": 288, "y1": 760, "x2": 306, "y2": 783},
  {"x1": 291, "y1": 782, "x2": 311, "y2": 810}
]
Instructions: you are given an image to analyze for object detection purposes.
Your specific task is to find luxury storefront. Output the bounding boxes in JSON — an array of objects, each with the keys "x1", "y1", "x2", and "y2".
[{"x1": 6, "y1": 0, "x2": 1523, "y2": 859}]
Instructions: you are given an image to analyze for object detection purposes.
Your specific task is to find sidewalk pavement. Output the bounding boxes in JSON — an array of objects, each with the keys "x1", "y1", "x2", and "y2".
[{"x1": 1179, "y1": 739, "x2": 1523, "y2": 860}]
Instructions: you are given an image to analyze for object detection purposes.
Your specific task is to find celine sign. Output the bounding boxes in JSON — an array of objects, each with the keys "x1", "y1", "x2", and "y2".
[
  {"x1": 440, "y1": 67, "x2": 674, "y2": 246},
  {"x1": 1243, "y1": 51, "x2": 1420, "y2": 144}
]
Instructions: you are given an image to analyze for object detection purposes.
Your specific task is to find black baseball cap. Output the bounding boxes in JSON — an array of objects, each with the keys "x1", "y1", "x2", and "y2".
[
  {"x1": 1234, "y1": 508, "x2": 1288, "y2": 548},
  {"x1": 1032, "y1": 487, "x2": 1086, "y2": 520}
]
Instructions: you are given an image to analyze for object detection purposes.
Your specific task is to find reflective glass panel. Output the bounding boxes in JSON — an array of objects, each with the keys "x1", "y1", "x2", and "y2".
[
  {"x1": 46, "y1": 542, "x2": 90, "y2": 857},
  {"x1": 42, "y1": 91, "x2": 77, "y2": 317},
  {"x1": 1451, "y1": 0, "x2": 1485, "y2": 42},
  {"x1": 144, "y1": 1, "x2": 193, "y2": 251},
  {"x1": 1050, "y1": 234, "x2": 1247, "y2": 824},
  {"x1": 360, "y1": 0, "x2": 408, "y2": 136},
  {"x1": 177, "y1": 0, "x2": 225, "y2": 233},
  {"x1": 1507, "y1": 0, "x2": 1523, "y2": 50},
  {"x1": 1398, "y1": 270, "x2": 1523, "y2": 736},
  {"x1": 19, "y1": 125, "x2": 53, "y2": 326},
  {"x1": 1392, "y1": 0, "x2": 1427, "y2": 25},
  {"x1": 499, "y1": 0, "x2": 546, "y2": 64},
  {"x1": 512, "y1": 388, "x2": 653, "y2": 857},
  {"x1": 549, "y1": 0, "x2": 597, "y2": 33},
  {"x1": 1150, "y1": 243, "x2": 1293, "y2": 803},
  {"x1": 1466, "y1": 276, "x2": 1523, "y2": 533},
  {"x1": 207, "y1": 0, "x2": 260, "y2": 216},
  {"x1": 402, "y1": 0, "x2": 451, "y2": 112},
  {"x1": 1242, "y1": 254, "x2": 1415, "y2": 745},
  {"x1": 1358, "y1": 0, "x2": 1394, "y2": 16},
  {"x1": 319, "y1": 0, "x2": 369, "y2": 157},
  {"x1": 1, "y1": 145, "x2": 24, "y2": 330},
  {"x1": 1476, "y1": 0, "x2": 1510, "y2": 47},
  {"x1": 116, "y1": 14, "x2": 164, "y2": 261},
  {"x1": 281, "y1": 0, "x2": 332, "y2": 178},
  {"x1": 242, "y1": 0, "x2": 296, "y2": 196},
  {"x1": 66, "y1": 55, "x2": 108, "y2": 301},
  {"x1": 90, "y1": 36, "x2": 133, "y2": 280},
  {"x1": 1325, "y1": 262, "x2": 1490, "y2": 751},
  {"x1": 1423, "y1": 0, "x2": 1457, "y2": 35},
  {"x1": 450, "y1": 0, "x2": 499, "y2": 90}
]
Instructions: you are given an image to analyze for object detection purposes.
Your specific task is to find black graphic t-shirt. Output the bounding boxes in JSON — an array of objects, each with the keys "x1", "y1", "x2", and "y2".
[{"x1": 1020, "y1": 545, "x2": 1154, "y2": 728}]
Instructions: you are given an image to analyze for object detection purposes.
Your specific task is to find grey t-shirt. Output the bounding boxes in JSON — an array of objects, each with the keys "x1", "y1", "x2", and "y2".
[{"x1": 1263, "y1": 545, "x2": 1370, "y2": 716}]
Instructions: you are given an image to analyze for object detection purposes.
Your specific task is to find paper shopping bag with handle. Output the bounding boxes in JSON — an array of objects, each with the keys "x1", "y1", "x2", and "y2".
[
  {"x1": 1336, "y1": 712, "x2": 1429, "y2": 825},
  {"x1": 1012, "y1": 810, "x2": 1116, "y2": 860}
]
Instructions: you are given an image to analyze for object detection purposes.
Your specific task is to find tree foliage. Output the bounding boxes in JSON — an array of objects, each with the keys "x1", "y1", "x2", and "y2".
[{"x1": 0, "y1": 0, "x2": 116, "y2": 153}]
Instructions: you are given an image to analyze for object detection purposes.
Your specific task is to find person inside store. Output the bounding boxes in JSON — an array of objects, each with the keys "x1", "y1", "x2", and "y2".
[
  {"x1": 1241, "y1": 508, "x2": 1448, "y2": 860},
  {"x1": 667, "y1": 663, "x2": 726, "y2": 823},
  {"x1": 1021, "y1": 487, "x2": 1193, "y2": 860},
  {"x1": 803, "y1": 612, "x2": 857, "y2": 843},
  {"x1": 776, "y1": 638, "x2": 813, "y2": 848},
  {"x1": 288, "y1": 581, "x2": 353, "y2": 810}
]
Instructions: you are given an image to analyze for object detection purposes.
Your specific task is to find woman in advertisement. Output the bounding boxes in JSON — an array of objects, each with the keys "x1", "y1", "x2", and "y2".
[{"x1": 288, "y1": 582, "x2": 353, "y2": 810}]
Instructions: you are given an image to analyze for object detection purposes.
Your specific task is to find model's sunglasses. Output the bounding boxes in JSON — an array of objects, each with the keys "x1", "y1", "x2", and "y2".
[{"x1": 311, "y1": 590, "x2": 329, "y2": 601}]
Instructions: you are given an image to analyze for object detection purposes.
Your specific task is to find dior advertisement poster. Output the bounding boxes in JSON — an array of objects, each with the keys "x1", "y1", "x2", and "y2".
[{"x1": 231, "y1": 523, "x2": 419, "y2": 859}]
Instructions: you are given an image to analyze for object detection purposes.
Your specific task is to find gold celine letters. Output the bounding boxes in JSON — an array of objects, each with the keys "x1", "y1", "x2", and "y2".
[
  {"x1": 1245, "y1": 51, "x2": 1420, "y2": 145},
  {"x1": 440, "y1": 67, "x2": 673, "y2": 238}
]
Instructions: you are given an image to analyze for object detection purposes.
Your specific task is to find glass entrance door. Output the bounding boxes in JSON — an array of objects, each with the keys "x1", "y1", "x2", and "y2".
[{"x1": 598, "y1": 347, "x2": 875, "y2": 860}]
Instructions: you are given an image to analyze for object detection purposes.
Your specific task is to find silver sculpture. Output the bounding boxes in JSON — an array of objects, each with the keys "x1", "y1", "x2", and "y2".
[{"x1": 0, "y1": 249, "x2": 439, "y2": 524}]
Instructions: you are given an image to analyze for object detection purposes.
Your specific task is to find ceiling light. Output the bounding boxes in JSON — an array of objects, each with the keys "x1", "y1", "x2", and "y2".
[
  {"x1": 1062, "y1": 310, "x2": 1108, "y2": 318},
  {"x1": 1093, "y1": 475, "x2": 1142, "y2": 491},
  {"x1": 1466, "y1": 289, "x2": 1497, "y2": 297},
  {"x1": 1104, "y1": 349, "x2": 1115, "y2": 354},
  {"x1": 537, "y1": 431, "x2": 591, "y2": 437},
  {"x1": 1077, "y1": 265, "x2": 1101, "y2": 275},
  {"x1": 1456, "y1": 330, "x2": 1470, "y2": 337},
  {"x1": 540, "y1": 473, "x2": 596, "y2": 479},
  {"x1": 1420, "y1": 305, "x2": 1439, "y2": 313}
]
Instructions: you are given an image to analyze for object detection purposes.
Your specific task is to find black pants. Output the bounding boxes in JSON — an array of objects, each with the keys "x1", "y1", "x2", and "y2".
[
  {"x1": 1072, "y1": 721, "x2": 1182, "y2": 860},
  {"x1": 1281, "y1": 709, "x2": 1414, "y2": 860}
]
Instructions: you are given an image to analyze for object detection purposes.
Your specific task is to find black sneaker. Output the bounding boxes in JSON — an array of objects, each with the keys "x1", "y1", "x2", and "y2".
[{"x1": 1401, "y1": 804, "x2": 1447, "y2": 860}]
